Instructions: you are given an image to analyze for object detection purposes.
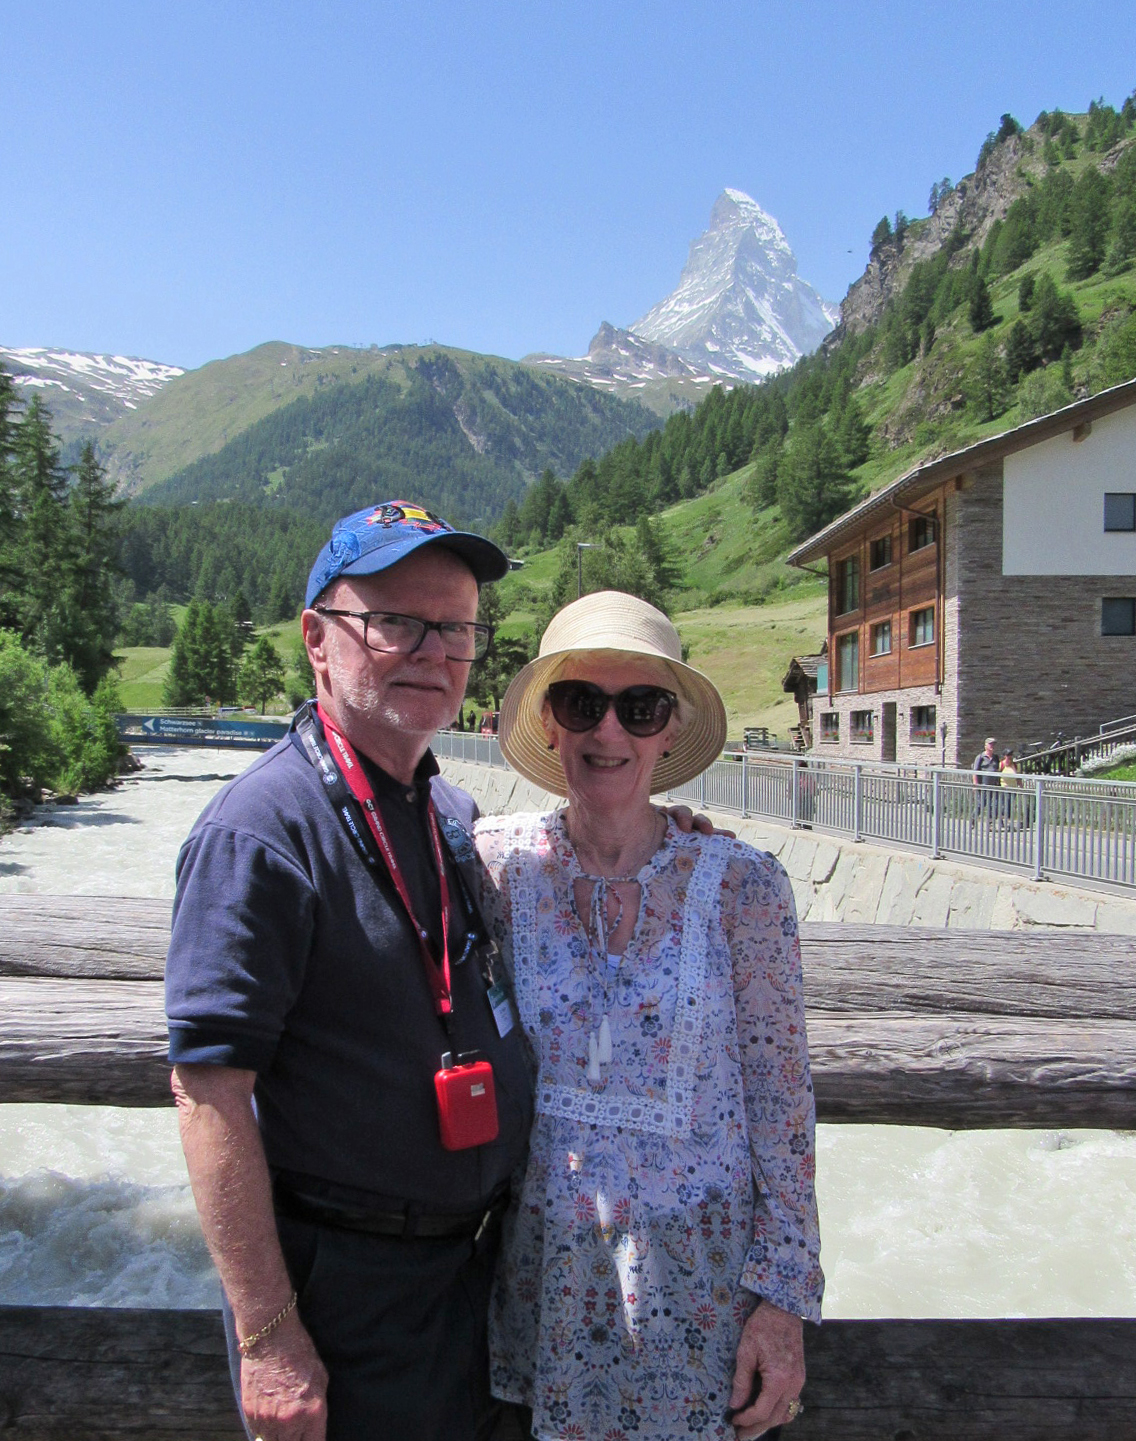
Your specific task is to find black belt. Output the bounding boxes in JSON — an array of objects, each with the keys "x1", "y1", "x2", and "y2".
[{"x1": 273, "y1": 1179, "x2": 509, "y2": 1241}]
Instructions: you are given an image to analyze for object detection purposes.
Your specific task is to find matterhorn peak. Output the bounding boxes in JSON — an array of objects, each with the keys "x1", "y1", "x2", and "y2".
[{"x1": 525, "y1": 188, "x2": 837, "y2": 404}]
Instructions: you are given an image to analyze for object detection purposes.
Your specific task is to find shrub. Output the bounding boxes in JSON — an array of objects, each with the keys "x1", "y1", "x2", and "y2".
[
  {"x1": 1018, "y1": 365, "x2": 1074, "y2": 420},
  {"x1": 0, "y1": 631, "x2": 123, "y2": 801}
]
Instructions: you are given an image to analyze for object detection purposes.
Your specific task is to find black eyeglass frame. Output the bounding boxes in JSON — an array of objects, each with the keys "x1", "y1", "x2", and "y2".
[
  {"x1": 546, "y1": 680, "x2": 678, "y2": 738},
  {"x1": 313, "y1": 607, "x2": 494, "y2": 661}
]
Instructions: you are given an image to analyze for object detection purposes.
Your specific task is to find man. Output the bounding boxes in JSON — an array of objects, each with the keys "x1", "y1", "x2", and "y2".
[
  {"x1": 166, "y1": 502, "x2": 534, "y2": 1441},
  {"x1": 167, "y1": 500, "x2": 716, "y2": 1441},
  {"x1": 972, "y1": 735, "x2": 1000, "y2": 817}
]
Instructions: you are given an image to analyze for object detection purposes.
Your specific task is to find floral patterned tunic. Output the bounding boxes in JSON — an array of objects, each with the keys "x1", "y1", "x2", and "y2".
[{"x1": 473, "y1": 811, "x2": 823, "y2": 1441}]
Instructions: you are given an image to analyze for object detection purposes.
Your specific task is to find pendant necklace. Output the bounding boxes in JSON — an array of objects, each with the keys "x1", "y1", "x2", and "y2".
[{"x1": 571, "y1": 811, "x2": 664, "y2": 1086}]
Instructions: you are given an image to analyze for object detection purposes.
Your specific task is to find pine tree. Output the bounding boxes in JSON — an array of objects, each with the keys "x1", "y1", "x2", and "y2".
[
  {"x1": 63, "y1": 442, "x2": 123, "y2": 692},
  {"x1": 0, "y1": 369, "x2": 21, "y2": 621},
  {"x1": 1066, "y1": 167, "x2": 1113, "y2": 280},
  {"x1": 238, "y1": 636, "x2": 287, "y2": 714},
  {"x1": 12, "y1": 396, "x2": 70, "y2": 661},
  {"x1": 968, "y1": 275, "x2": 995, "y2": 333},
  {"x1": 777, "y1": 425, "x2": 855, "y2": 542},
  {"x1": 969, "y1": 334, "x2": 1009, "y2": 422}
]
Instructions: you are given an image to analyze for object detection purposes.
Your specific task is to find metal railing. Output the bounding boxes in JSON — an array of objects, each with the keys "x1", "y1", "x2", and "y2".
[
  {"x1": 432, "y1": 729, "x2": 507, "y2": 769},
  {"x1": 664, "y1": 755, "x2": 1136, "y2": 891},
  {"x1": 434, "y1": 732, "x2": 1136, "y2": 890}
]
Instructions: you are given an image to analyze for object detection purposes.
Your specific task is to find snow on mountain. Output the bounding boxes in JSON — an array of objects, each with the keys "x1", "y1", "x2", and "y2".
[
  {"x1": 0, "y1": 346, "x2": 183, "y2": 443},
  {"x1": 527, "y1": 189, "x2": 838, "y2": 405}
]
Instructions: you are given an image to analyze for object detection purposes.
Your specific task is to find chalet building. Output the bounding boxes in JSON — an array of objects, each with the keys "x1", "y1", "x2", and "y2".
[
  {"x1": 786, "y1": 378, "x2": 1136, "y2": 767},
  {"x1": 781, "y1": 649, "x2": 827, "y2": 749}
]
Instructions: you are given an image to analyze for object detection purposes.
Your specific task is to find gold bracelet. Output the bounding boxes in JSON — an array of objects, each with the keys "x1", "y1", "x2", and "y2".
[{"x1": 237, "y1": 1291, "x2": 298, "y2": 1358}]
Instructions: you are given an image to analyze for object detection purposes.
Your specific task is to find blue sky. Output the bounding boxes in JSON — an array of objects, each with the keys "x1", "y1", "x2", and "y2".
[{"x1": 3, "y1": 1, "x2": 1135, "y2": 370}]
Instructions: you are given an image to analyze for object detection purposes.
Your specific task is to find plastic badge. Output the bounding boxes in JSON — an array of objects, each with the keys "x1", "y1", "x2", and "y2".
[
  {"x1": 486, "y1": 981, "x2": 515, "y2": 1038},
  {"x1": 434, "y1": 1054, "x2": 500, "y2": 1150}
]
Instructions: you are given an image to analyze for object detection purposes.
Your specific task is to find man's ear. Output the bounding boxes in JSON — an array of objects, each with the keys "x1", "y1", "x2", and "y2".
[{"x1": 301, "y1": 609, "x2": 331, "y2": 682}]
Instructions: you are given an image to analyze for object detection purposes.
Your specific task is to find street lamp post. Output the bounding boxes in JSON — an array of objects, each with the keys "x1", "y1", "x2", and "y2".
[{"x1": 576, "y1": 542, "x2": 598, "y2": 598}]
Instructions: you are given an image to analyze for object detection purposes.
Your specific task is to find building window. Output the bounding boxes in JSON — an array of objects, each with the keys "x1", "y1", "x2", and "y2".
[
  {"x1": 850, "y1": 710, "x2": 874, "y2": 744},
  {"x1": 1102, "y1": 598, "x2": 1136, "y2": 636},
  {"x1": 836, "y1": 631, "x2": 859, "y2": 692},
  {"x1": 820, "y1": 712, "x2": 840, "y2": 743},
  {"x1": 1104, "y1": 493, "x2": 1136, "y2": 532},
  {"x1": 870, "y1": 620, "x2": 892, "y2": 656},
  {"x1": 909, "y1": 515, "x2": 935, "y2": 552},
  {"x1": 910, "y1": 606, "x2": 935, "y2": 647},
  {"x1": 836, "y1": 555, "x2": 860, "y2": 614},
  {"x1": 910, "y1": 705, "x2": 937, "y2": 746},
  {"x1": 870, "y1": 535, "x2": 893, "y2": 570}
]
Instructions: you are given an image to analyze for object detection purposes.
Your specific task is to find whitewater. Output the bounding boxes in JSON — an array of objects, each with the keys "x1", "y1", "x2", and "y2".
[{"x1": 1, "y1": 747, "x2": 1133, "y2": 1317}]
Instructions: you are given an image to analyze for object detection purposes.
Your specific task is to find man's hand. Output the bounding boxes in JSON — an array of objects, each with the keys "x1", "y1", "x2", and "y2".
[
  {"x1": 661, "y1": 804, "x2": 736, "y2": 839},
  {"x1": 727, "y1": 1300, "x2": 805, "y2": 1438},
  {"x1": 172, "y1": 1064, "x2": 328, "y2": 1440},
  {"x1": 241, "y1": 1314, "x2": 328, "y2": 1441}
]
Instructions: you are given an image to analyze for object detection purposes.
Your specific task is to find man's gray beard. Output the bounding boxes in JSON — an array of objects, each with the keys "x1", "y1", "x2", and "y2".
[{"x1": 330, "y1": 656, "x2": 458, "y2": 739}]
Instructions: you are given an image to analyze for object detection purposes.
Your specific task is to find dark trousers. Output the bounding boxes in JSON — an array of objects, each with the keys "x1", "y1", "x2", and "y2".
[{"x1": 223, "y1": 1209, "x2": 504, "y2": 1441}]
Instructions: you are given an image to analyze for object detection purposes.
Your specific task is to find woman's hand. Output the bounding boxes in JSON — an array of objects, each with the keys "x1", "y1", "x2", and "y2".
[
  {"x1": 660, "y1": 804, "x2": 736, "y2": 838},
  {"x1": 727, "y1": 1300, "x2": 805, "y2": 1438}
]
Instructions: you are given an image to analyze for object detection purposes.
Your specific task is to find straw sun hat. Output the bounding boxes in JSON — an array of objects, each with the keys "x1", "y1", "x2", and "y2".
[{"x1": 498, "y1": 590, "x2": 727, "y2": 797}]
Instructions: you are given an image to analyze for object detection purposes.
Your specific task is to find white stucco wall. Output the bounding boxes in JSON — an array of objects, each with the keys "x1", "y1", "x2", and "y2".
[{"x1": 1002, "y1": 404, "x2": 1136, "y2": 575}]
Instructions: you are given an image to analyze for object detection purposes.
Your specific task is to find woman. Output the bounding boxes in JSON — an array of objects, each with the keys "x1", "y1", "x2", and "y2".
[
  {"x1": 474, "y1": 591, "x2": 823, "y2": 1441},
  {"x1": 999, "y1": 748, "x2": 1023, "y2": 827}
]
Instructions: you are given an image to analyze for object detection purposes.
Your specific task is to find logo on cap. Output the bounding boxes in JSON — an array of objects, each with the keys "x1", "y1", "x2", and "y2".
[{"x1": 367, "y1": 502, "x2": 451, "y2": 533}]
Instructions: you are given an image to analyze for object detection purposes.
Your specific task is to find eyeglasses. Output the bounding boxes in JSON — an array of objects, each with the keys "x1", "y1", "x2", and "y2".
[
  {"x1": 314, "y1": 608, "x2": 493, "y2": 661},
  {"x1": 546, "y1": 680, "x2": 677, "y2": 737}
]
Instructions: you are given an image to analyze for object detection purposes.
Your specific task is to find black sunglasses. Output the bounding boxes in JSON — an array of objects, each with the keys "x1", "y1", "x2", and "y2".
[{"x1": 546, "y1": 680, "x2": 678, "y2": 737}]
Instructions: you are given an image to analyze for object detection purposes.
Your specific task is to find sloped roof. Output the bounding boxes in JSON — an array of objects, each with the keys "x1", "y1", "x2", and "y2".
[
  {"x1": 781, "y1": 652, "x2": 826, "y2": 691},
  {"x1": 787, "y1": 376, "x2": 1136, "y2": 567}
]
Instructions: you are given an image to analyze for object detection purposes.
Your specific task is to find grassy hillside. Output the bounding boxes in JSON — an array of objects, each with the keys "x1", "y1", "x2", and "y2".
[{"x1": 103, "y1": 342, "x2": 659, "y2": 502}]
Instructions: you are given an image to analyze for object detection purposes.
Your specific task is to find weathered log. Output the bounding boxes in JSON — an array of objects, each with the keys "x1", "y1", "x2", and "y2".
[
  {"x1": 1, "y1": 1307, "x2": 1133, "y2": 1439},
  {"x1": 810, "y1": 1013, "x2": 1136, "y2": 1128},
  {"x1": 4, "y1": 897, "x2": 1135, "y2": 1022},
  {"x1": 801, "y1": 922, "x2": 1136, "y2": 1021},
  {"x1": 0, "y1": 1305, "x2": 242, "y2": 1438},
  {"x1": 0, "y1": 979, "x2": 171, "y2": 1106},
  {"x1": 3, "y1": 977, "x2": 1135, "y2": 1126},
  {"x1": 0, "y1": 896, "x2": 168, "y2": 980}
]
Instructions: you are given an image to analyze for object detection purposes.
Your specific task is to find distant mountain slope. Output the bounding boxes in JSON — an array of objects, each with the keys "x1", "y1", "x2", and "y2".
[
  {"x1": 0, "y1": 346, "x2": 183, "y2": 450},
  {"x1": 139, "y1": 346, "x2": 661, "y2": 530},
  {"x1": 101, "y1": 341, "x2": 658, "y2": 501},
  {"x1": 527, "y1": 190, "x2": 838, "y2": 405}
]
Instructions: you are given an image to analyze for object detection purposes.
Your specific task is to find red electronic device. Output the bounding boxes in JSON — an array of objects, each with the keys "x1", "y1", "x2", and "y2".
[{"x1": 434, "y1": 1052, "x2": 500, "y2": 1151}]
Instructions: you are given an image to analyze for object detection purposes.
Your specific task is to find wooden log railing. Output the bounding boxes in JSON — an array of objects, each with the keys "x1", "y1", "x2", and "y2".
[
  {"x1": 1, "y1": 1307, "x2": 1134, "y2": 1440},
  {"x1": 2, "y1": 899, "x2": 1135, "y2": 1435},
  {"x1": 2, "y1": 898, "x2": 1134, "y2": 1127}
]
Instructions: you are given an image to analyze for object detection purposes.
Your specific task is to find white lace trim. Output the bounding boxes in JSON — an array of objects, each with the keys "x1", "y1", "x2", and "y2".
[{"x1": 506, "y1": 813, "x2": 727, "y2": 1139}]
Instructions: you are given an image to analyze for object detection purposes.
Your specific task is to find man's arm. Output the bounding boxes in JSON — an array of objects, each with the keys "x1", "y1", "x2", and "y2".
[{"x1": 172, "y1": 1063, "x2": 328, "y2": 1441}]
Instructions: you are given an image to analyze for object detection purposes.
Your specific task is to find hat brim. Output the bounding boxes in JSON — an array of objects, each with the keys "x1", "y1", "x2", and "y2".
[
  {"x1": 336, "y1": 529, "x2": 510, "y2": 588},
  {"x1": 499, "y1": 648, "x2": 727, "y2": 798}
]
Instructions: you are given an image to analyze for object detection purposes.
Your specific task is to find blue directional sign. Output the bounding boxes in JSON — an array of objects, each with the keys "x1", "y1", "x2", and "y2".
[{"x1": 116, "y1": 714, "x2": 292, "y2": 749}]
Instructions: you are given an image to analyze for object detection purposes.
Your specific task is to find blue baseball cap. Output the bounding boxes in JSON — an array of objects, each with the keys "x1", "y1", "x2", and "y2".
[{"x1": 305, "y1": 500, "x2": 510, "y2": 609}]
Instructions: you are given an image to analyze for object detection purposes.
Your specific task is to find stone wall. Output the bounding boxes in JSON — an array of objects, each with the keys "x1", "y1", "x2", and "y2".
[
  {"x1": 955, "y1": 469, "x2": 1136, "y2": 761},
  {"x1": 439, "y1": 760, "x2": 1136, "y2": 933}
]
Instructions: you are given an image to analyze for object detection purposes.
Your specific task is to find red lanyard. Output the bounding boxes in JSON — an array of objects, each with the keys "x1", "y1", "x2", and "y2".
[{"x1": 317, "y1": 705, "x2": 453, "y2": 1019}]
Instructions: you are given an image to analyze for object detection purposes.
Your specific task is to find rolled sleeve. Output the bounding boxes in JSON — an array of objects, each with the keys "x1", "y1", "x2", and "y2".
[{"x1": 165, "y1": 821, "x2": 316, "y2": 1072}]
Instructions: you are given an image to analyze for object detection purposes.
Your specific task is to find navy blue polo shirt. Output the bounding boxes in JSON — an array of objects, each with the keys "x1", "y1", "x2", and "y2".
[{"x1": 165, "y1": 723, "x2": 532, "y2": 1212}]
